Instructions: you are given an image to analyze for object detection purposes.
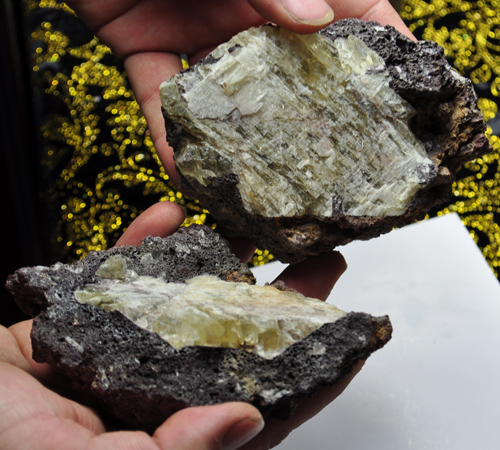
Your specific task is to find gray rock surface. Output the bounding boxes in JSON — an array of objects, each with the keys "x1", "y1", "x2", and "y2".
[
  {"x1": 161, "y1": 19, "x2": 491, "y2": 263},
  {"x1": 6, "y1": 225, "x2": 391, "y2": 433}
]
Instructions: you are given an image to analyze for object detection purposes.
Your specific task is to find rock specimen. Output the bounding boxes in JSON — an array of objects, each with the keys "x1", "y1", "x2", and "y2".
[
  {"x1": 160, "y1": 19, "x2": 492, "y2": 263},
  {"x1": 7, "y1": 225, "x2": 391, "y2": 433},
  {"x1": 75, "y1": 270, "x2": 347, "y2": 360}
]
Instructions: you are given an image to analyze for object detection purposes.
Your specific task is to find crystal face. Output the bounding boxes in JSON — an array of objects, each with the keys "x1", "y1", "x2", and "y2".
[
  {"x1": 160, "y1": 26, "x2": 437, "y2": 218},
  {"x1": 75, "y1": 255, "x2": 346, "y2": 359}
]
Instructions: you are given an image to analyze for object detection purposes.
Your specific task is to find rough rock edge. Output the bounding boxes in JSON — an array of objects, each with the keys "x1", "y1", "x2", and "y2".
[
  {"x1": 7, "y1": 225, "x2": 255, "y2": 318},
  {"x1": 31, "y1": 304, "x2": 391, "y2": 433},
  {"x1": 162, "y1": 19, "x2": 492, "y2": 263},
  {"x1": 6, "y1": 224, "x2": 392, "y2": 433}
]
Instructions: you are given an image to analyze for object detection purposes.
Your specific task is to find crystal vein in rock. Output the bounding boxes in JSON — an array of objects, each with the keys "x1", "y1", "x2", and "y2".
[
  {"x1": 74, "y1": 255, "x2": 346, "y2": 359},
  {"x1": 160, "y1": 27, "x2": 437, "y2": 217}
]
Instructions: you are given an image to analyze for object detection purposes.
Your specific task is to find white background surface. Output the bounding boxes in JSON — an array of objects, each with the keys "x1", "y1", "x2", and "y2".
[{"x1": 252, "y1": 214, "x2": 500, "y2": 450}]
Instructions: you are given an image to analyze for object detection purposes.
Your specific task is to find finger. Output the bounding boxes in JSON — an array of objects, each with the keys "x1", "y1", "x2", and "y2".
[
  {"x1": 0, "y1": 367, "x2": 263, "y2": 450},
  {"x1": 114, "y1": 201, "x2": 185, "y2": 247},
  {"x1": 221, "y1": 236, "x2": 256, "y2": 264},
  {"x1": 0, "y1": 363, "x2": 106, "y2": 444},
  {"x1": 89, "y1": 403, "x2": 263, "y2": 450},
  {"x1": 153, "y1": 403, "x2": 264, "y2": 450},
  {"x1": 8, "y1": 321, "x2": 81, "y2": 397},
  {"x1": 274, "y1": 251, "x2": 347, "y2": 300},
  {"x1": 247, "y1": 0, "x2": 334, "y2": 31},
  {"x1": 124, "y1": 52, "x2": 183, "y2": 184},
  {"x1": 0, "y1": 323, "x2": 33, "y2": 373},
  {"x1": 7, "y1": 320, "x2": 55, "y2": 379},
  {"x1": 248, "y1": 0, "x2": 414, "y2": 39}
]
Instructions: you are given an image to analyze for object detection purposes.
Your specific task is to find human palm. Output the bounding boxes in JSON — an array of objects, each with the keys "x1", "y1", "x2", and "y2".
[
  {"x1": 1, "y1": 202, "x2": 353, "y2": 449},
  {"x1": 1, "y1": 2, "x2": 413, "y2": 448}
]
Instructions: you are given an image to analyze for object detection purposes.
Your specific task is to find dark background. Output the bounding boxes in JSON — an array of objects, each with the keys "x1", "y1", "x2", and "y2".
[{"x1": 1, "y1": 0, "x2": 41, "y2": 326}]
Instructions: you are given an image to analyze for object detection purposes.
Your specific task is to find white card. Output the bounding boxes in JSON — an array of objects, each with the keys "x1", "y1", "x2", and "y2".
[{"x1": 252, "y1": 214, "x2": 500, "y2": 450}]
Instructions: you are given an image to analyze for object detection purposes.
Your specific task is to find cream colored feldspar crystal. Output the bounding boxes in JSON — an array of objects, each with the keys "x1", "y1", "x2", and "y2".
[
  {"x1": 160, "y1": 27, "x2": 437, "y2": 217},
  {"x1": 75, "y1": 255, "x2": 346, "y2": 359}
]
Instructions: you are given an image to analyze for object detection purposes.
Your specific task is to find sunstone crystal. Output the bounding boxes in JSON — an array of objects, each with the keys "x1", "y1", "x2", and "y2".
[
  {"x1": 8, "y1": 223, "x2": 394, "y2": 430},
  {"x1": 75, "y1": 255, "x2": 346, "y2": 359},
  {"x1": 160, "y1": 26, "x2": 436, "y2": 218}
]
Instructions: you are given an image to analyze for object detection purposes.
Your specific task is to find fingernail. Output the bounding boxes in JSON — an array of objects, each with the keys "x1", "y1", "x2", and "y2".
[
  {"x1": 221, "y1": 416, "x2": 265, "y2": 450},
  {"x1": 281, "y1": 0, "x2": 334, "y2": 26}
]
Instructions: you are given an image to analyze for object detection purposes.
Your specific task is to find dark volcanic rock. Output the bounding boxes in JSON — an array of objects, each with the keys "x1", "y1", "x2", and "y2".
[
  {"x1": 6, "y1": 225, "x2": 392, "y2": 433},
  {"x1": 8, "y1": 225, "x2": 255, "y2": 318},
  {"x1": 160, "y1": 19, "x2": 491, "y2": 263}
]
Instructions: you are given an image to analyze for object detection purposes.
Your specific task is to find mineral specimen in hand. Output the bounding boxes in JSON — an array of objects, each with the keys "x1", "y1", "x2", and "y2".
[
  {"x1": 160, "y1": 19, "x2": 491, "y2": 263},
  {"x1": 7, "y1": 225, "x2": 391, "y2": 432},
  {"x1": 75, "y1": 266, "x2": 348, "y2": 359}
]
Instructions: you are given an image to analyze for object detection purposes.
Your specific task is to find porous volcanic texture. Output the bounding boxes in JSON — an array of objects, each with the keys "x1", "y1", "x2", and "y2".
[
  {"x1": 6, "y1": 225, "x2": 391, "y2": 433},
  {"x1": 162, "y1": 19, "x2": 491, "y2": 263}
]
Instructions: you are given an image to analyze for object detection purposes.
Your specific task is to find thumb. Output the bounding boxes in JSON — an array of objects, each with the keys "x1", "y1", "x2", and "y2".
[
  {"x1": 153, "y1": 403, "x2": 264, "y2": 450},
  {"x1": 247, "y1": 0, "x2": 414, "y2": 40},
  {"x1": 247, "y1": 0, "x2": 334, "y2": 32},
  {"x1": 114, "y1": 201, "x2": 185, "y2": 247}
]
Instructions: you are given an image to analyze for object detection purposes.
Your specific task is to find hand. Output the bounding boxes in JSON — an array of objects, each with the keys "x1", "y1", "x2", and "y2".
[
  {"x1": 0, "y1": 201, "x2": 353, "y2": 449},
  {"x1": 64, "y1": 0, "x2": 413, "y2": 185}
]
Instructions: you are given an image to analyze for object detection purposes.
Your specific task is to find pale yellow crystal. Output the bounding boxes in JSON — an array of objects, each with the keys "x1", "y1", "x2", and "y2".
[
  {"x1": 75, "y1": 256, "x2": 346, "y2": 359},
  {"x1": 160, "y1": 27, "x2": 437, "y2": 218}
]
